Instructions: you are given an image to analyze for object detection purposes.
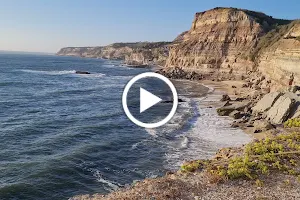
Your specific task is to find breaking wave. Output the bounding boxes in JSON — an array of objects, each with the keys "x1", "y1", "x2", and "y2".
[{"x1": 20, "y1": 69, "x2": 106, "y2": 77}]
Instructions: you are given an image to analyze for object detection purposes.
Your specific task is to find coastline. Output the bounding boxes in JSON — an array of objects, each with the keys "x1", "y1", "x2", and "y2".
[
  {"x1": 70, "y1": 78, "x2": 255, "y2": 200},
  {"x1": 199, "y1": 80, "x2": 273, "y2": 140},
  {"x1": 69, "y1": 75, "x2": 300, "y2": 200}
]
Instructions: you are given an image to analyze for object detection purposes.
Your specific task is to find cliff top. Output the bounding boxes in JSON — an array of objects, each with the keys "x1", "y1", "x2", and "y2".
[
  {"x1": 108, "y1": 42, "x2": 171, "y2": 49},
  {"x1": 59, "y1": 41, "x2": 171, "y2": 50},
  {"x1": 195, "y1": 7, "x2": 292, "y2": 30}
]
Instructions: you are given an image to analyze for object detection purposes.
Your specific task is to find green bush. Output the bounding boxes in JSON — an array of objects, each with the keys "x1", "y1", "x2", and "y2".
[
  {"x1": 284, "y1": 118, "x2": 300, "y2": 128},
  {"x1": 181, "y1": 132, "x2": 300, "y2": 181}
]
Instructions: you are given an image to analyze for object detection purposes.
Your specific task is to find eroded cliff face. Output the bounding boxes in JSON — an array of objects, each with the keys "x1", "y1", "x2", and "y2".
[
  {"x1": 56, "y1": 47, "x2": 95, "y2": 57},
  {"x1": 56, "y1": 45, "x2": 133, "y2": 60},
  {"x1": 124, "y1": 46, "x2": 169, "y2": 66},
  {"x1": 258, "y1": 22, "x2": 300, "y2": 88},
  {"x1": 165, "y1": 8, "x2": 289, "y2": 79},
  {"x1": 57, "y1": 42, "x2": 170, "y2": 65}
]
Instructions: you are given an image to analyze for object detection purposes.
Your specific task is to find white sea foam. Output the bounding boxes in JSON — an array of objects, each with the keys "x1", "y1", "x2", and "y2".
[
  {"x1": 93, "y1": 170, "x2": 120, "y2": 191},
  {"x1": 164, "y1": 97, "x2": 253, "y2": 170},
  {"x1": 180, "y1": 136, "x2": 189, "y2": 149},
  {"x1": 137, "y1": 81, "x2": 252, "y2": 170},
  {"x1": 143, "y1": 96, "x2": 194, "y2": 137},
  {"x1": 20, "y1": 69, "x2": 76, "y2": 75},
  {"x1": 20, "y1": 69, "x2": 106, "y2": 77}
]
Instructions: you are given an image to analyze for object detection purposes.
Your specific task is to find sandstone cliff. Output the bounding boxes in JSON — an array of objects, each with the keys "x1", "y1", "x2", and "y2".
[
  {"x1": 57, "y1": 42, "x2": 170, "y2": 66},
  {"x1": 257, "y1": 21, "x2": 300, "y2": 87},
  {"x1": 165, "y1": 7, "x2": 291, "y2": 81}
]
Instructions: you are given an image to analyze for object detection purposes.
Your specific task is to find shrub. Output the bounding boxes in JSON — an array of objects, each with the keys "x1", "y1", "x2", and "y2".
[
  {"x1": 284, "y1": 118, "x2": 300, "y2": 128},
  {"x1": 181, "y1": 132, "x2": 300, "y2": 181}
]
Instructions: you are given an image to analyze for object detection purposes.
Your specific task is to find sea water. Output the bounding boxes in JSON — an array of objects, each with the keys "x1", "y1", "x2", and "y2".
[{"x1": 0, "y1": 53, "x2": 251, "y2": 199}]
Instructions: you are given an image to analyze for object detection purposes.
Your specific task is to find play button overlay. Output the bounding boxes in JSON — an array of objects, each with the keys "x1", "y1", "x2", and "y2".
[
  {"x1": 122, "y1": 72, "x2": 178, "y2": 128},
  {"x1": 140, "y1": 88, "x2": 162, "y2": 113}
]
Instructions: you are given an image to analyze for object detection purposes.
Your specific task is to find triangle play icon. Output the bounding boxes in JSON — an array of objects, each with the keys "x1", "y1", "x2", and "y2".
[{"x1": 140, "y1": 88, "x2": 162, "y2": 113}]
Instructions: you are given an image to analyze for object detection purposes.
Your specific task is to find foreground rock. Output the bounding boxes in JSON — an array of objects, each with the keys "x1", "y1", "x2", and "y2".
[
  {"x1": 253, "y1": 120, "x2": 275, "y2": 133},
  {"x1": 70, "y1": 173, "x2": 300, "y2": 200},
  {"x1": 221, "y1": 88, "x2": 300, "y2": 132},
  {"x1": 252, "y1": 92, "x2": 282, "y2": 113},
  {"x1": 217, "y1": 102, "x2": 251, "y2": 116},
  {"x1": 266, "y1": 93, "x2": 296, "y2": 124},
  {"x1": 220, "y1": 94, "x2": 231, "y2": 102}
]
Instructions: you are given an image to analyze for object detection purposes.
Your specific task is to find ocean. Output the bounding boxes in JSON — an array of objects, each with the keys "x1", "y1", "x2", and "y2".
[{"x1": 0, "y1": 53, "x2": 251, "y2": 200}]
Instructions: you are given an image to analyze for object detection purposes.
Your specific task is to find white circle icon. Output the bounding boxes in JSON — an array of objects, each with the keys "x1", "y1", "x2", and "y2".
[{"x1": 122, "y1": 72, "x2": 178, "y2": 128}]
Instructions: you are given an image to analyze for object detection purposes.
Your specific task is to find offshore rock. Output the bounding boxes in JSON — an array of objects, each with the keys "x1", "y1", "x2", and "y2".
[{"x1": 75, "y1": 71, "x2": 90, "y2": 74}]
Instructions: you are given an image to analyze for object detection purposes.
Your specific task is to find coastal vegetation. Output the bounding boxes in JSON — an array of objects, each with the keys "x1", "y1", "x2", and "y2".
[
  {"x1": 284, "y1": 118, "x2": 300, "y2": 128},
  {"x1": 181, "y1": 132, "x2": 300, "y2": 183}
]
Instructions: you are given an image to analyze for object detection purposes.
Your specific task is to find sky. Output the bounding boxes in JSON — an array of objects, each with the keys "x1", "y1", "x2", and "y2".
[{"x1": 0, "y1": 0, "x2": 300, "y2": 53}]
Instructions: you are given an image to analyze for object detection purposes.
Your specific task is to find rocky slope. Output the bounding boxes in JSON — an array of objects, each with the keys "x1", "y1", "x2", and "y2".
[
  {"x1": 57, "y1": 42, "x2": 170, "y2": 66},
  {"x1": 165, "y1": 7, "x2": 292, "y2": 82}
]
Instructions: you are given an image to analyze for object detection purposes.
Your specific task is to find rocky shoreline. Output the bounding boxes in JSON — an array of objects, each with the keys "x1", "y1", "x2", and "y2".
[
  {"x1": 67, "y1": 51, "x2": 300, "y2": 200},
  {"x1": 70, "y1": 78, "x2": 300, "y2": 200}
]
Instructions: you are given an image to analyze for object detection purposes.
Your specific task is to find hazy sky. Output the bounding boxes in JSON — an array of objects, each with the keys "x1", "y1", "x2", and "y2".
[{"x1": 0, "y1": 0, "x2": 300, "y2": 53}]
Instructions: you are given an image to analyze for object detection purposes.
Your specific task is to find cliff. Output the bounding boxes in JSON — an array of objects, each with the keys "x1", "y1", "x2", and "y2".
[
  {"x1": 165, "y1": 7, "x2": 291, "y2": 81},
  {"x1": 57, "y1": 42, "x2": 170, "y2": 66},
  {"x1": 257, "y1": 21, "x2": 300, "y2": 88},
  {"x1": 57, "y1": 7, "x2": 300, "y2": 88}
]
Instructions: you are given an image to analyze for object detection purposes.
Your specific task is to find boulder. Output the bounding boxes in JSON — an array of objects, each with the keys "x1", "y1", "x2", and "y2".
[
  {"x1": 248, "y1": 90, "x2": 262, "y2": 100},
  {"x1": 229, "y1": 111, "x2": 243, "y2": 119},
  {"x1": 235, "y1": 97, "x2": 246, "y2": 101},
  {"x1": 287, "y1": 93, "x2": 300, "y2": 119},
  {"x1": 217, "y1": 102, "x2": 251, "y2": 116},
  {"x1": 231, "y1": 122, "x2": 240, "y2": 128},
  {"x1": 253, "y1": 85, "x2": 261, "y2": 90},
  {"x1": 253, "y1": 120, "x2": 275, "y2": 133},
  {"x1": 291, "y1": 85, "x2": 300, "y2": 93},
  {"x1": 220, "y1": 94, "x2": 231, "y2": 102},
  {"x1": 220, "y1": 101, "x2": 231, "y2": 107},
  {"x1": 217, "y1": 107, "x2": 235, "y2": 116},
  {"x1": 252, "y1": 92, "x2": 282, "y2": 113},
  {"x1": 266, "y1": 94, "x2": 296, "y2": 124},
  {"x1": 242, "y1": 83, "x2": 249, "y2": 88}
]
